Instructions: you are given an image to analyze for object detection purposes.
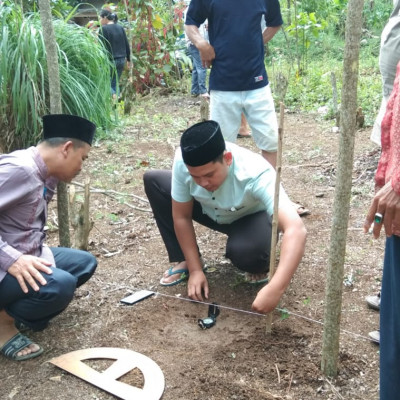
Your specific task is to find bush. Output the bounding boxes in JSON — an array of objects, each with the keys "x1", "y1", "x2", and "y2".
[{"x1": 0, "y1": 2, "x2": 115, "y2": 152}]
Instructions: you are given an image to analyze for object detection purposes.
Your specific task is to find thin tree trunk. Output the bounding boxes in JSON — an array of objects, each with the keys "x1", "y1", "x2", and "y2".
[
  {"x1": 321, "y1": 0, "x2": 364, "y2": 378},
  {"x1": 286, "y1": 0, "x2": 291, "y2": 26},
  {"x1": 39, "y1": 0, "x2": 70, "y2": 247},
  {"x1": 16, "y1": 0, "x2": 23, "y2": 12}
]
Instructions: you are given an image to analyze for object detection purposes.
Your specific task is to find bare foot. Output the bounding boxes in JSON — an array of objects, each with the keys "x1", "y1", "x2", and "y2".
[{"x1": 0, "y1": 310, "x2": 40, "y2": 358}]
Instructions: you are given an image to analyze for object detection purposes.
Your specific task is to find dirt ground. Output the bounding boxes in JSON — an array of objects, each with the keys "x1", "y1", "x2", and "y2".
[{"x1": 0, "y1": 93, "x2": 384, "y2": 400}]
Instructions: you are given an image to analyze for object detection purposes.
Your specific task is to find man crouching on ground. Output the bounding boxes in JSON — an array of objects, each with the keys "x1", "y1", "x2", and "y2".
[
  {"x1": 0, "y1": 114, "x2": 97, "y2": 361},
  {"x1": 144, "y1": 120, "x2": 306, "y2": 313}
]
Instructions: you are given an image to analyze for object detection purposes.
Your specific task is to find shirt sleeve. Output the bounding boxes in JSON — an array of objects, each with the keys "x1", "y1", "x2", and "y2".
[
  {"x1": 0, "y1": 165, "x2": 30, "y2": 272},
  {"x1": 264, "y1": 0, "x2": 283, "y2": 27},
  {"x1": 185, "y1": 0, "x2": 208, "y2": 27},
  {"x1": 171, "y1": 151, "x2": 193, "y2": 203},
  {"x1": 377, "y1": 61, "x2": 400, "y2": 194}
]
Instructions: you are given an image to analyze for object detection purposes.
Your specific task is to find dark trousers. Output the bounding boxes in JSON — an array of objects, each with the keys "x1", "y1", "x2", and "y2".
[
  {"x1": 143, "y1": 170, "x2": 272, "y2": 274},
  {"x1": 111, "y1": 57, "x2": 126, "y2": 95},
  {"x1": 380, "y1": 235, "x2": 400, "y2": 399},
  {"x1": 0, "y1": 247, "x2": 97, "y2": 331}
]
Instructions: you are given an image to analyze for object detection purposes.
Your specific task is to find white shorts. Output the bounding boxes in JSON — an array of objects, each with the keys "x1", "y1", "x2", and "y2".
[{"x1": 210, "y1": 85, "x2": 278, "y2": 152}]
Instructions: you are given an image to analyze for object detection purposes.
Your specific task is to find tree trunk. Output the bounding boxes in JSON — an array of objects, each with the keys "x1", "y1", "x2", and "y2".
[
  {"x1": 321, "y1": 0, "x2": 364, "y2": 378},
  {"x1": 286, "y1": 0, "x2": 291, "y2": 26},
  {"x1": 39, "y1": 0, "x2": 70, "y2": 247},
  {"x1": 17, "y1": 0, "x2": 23, "y2": 12}
]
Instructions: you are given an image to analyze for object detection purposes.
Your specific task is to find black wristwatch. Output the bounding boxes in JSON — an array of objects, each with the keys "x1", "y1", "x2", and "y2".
[{"x1": 198, "y1": 303, "x2": 220, "y2": 329}]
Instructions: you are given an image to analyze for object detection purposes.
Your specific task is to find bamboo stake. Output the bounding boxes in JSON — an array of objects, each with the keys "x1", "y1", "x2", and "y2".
[{"x1": 265, "y1": 102, "x2": 285, "y2": 334}]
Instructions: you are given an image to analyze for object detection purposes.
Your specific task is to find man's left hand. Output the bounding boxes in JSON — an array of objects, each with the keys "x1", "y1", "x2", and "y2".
[{"x1": 364, "y1": 181, "x2": 400, "y2": 238}]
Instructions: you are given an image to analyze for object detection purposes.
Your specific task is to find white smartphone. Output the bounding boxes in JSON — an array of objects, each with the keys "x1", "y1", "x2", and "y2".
[{"x1": 120, "y1": 290, "x2": 155, "y2": 305}]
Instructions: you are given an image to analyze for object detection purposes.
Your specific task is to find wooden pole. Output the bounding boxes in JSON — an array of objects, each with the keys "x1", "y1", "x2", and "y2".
[{"x1": 265, "y1": 102, "x2": 285, "y2": 334}]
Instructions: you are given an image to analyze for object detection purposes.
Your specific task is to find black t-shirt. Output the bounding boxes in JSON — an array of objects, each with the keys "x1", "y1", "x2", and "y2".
[{"x1": 99, "y1": 23, "x2": 131, "y2": 62}]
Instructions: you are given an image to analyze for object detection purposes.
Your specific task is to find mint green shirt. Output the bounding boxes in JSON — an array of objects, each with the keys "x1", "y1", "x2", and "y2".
[{"x1": 171, "y1": 142, "x2": 291, "y2": 224}]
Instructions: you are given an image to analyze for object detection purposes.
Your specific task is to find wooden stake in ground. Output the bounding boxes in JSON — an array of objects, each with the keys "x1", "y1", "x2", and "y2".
[
  {"x1": 265, "y1": 102, "x2": 285, "y2": 334},
  {"x1": 69, "y1": 177, "x2": 93, "y2": 250}
]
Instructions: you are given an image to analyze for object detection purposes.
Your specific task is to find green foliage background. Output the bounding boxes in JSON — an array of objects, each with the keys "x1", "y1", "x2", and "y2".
[
  {"x1": 0, "y1": 1, "x2": 115, "y2": 152},
  {"x1": 267, "y1": 0, "x2": 393, "y2": 125},
  {"x1": 0, "y1": 0, "x2": 396, "y2": 151}
]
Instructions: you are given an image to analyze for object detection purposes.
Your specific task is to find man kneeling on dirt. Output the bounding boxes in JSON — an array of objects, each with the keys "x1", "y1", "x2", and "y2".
[
  {"x1": 143, "y1": 120, "x2": 306, "y2": 313},
  {"x1": 0, "y1": 114, "x2": 97, "y2": 361}
]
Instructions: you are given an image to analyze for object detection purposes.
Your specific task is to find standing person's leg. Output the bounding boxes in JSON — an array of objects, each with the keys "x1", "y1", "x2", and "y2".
[
  {"x1": 238, "y1": 113, "x2": 251, "y2": 138},
  {"x1": 114, "y1": 57, "x2": 126, "y2": 98},
  {"x1": 111, "y1": 62, "x2": 118, "y2": 96},
  {"x1": 190, "y1": 45, "x2": 207, "y2": 95},
  {"x1": 210, "y1": 90, "x2": 242, "y2": 143},
  {"x1": 189, "y1": 44, "x2": 200, "y2": 96},
  {"x1": 244, "y1": 85, "x2": 278, "y2": 168},
  {"x1": 380, "y1": 235, "x2": 400, "y2": 399}
]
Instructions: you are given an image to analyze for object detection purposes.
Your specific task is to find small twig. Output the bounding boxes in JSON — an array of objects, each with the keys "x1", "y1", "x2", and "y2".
[
  {"x1": 107, "y1": 285, "x2": 129, "y2": 293},
  {"x1": 51, "y1": 210, "x2": 58, "y2": 227},
  {"x1": 71, "y1": 180, "x2": 150, "y2": 204},
  {"x1": 104, "y1": 250, "x2": 123, "y2": 258},
  {"x1": 287, "y1": 372, "x2": 293, "y2": 393},
  {"x1": 275, "y1": 363, "x2": 281, "y2": 384},
  {"x1": 324, "y1": 378, "x2": 345, "y2": 399},
  {"x1": 286, "y1": 162, "x2": 334, "y2": 169}
]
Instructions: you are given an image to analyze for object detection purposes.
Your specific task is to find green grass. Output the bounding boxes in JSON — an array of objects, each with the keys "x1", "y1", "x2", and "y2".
[{"x1": 0, "y1": 3, "x2": 116, "y2": 151}]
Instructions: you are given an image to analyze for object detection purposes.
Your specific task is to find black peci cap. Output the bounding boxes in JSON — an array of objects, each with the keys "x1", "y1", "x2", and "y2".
[
  {"x1": 42, "y1": 114, "x2": 96, "y2": 146},
  {"x1": 180, "y1": 120, "x2": 225, "y2": 167}
]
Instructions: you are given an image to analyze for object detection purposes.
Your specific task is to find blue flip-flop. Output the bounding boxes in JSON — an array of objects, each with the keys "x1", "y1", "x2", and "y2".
[
  {"x1": 160, "y1": 267, "x2": 189, "y2": 286},
  {"x1": 160, "y1": 265, "x2": 208, "y2": 287}
]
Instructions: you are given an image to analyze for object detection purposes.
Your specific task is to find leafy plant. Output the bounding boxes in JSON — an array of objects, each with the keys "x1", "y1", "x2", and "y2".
[
  {"x1": 0, "y1": 1, "x2": 115, "y2": 151},
  {"x1": 109, "y1": 0, "x2": 190, "y2": 93}
]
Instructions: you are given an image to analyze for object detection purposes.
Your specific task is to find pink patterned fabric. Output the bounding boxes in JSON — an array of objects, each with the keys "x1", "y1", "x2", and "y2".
[{"x1": 377, "y1": 61, "x2": 400, "y2": 195}]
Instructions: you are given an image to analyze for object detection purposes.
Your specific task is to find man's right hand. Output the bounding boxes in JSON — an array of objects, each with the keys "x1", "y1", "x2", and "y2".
[
  {"x1": 187, "y1": 270, "x2": 209, "y2": 301},
  {"x1": 198, "y1": 41, "x2": 215, "y2": 69},
  {"x1": 8, "y1": 255, "x2": 53, "y2": 293}
]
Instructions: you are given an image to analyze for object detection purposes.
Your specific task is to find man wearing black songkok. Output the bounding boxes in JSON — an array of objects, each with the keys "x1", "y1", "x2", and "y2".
[
  {"x1": 0, "y1": 114, "x2": 97, "y2": 361},
  {"x1": 144, "y1": 120, "x2": 306, "y2": 313}
]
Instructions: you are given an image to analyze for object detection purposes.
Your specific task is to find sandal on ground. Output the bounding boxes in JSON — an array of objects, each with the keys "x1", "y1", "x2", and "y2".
[
  {"x1": 237, "y1": 132, "x2": 252, "y2": 139},
  {"x1": 160, "y1": 264, "x2": 207, "y2": 287},
  {"x1": 0, "y1": 332, "x2": 43, "y2": 361},
  {"x1": 293, "y1": 202, "x2": 311, "y2": 217},
  {"x1": 368, "y1": 330, "x2": 380, "y2": 344},
  {"x1": 366, "y1": 292, "x2": 380, "y2": 311},
  {"x1": 244, "y1": 272, "x2": 269, "y2": 285}
]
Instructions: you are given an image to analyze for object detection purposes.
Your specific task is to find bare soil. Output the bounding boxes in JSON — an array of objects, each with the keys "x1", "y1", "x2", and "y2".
[{"x1": 0, "y1": 94, "x2": 383, "y2": 400}]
